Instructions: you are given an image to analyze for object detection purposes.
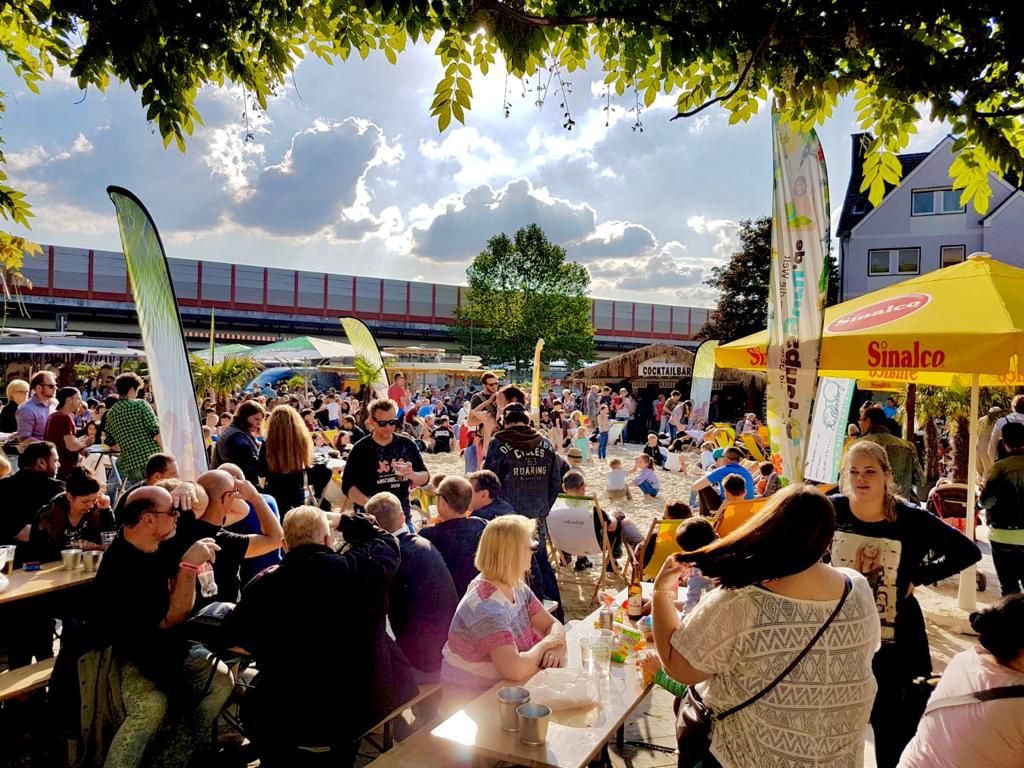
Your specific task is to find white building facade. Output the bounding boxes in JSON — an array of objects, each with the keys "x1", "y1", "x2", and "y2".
[{"x1": 837, "y1": 134, "x2": 1024, "y2": 301}]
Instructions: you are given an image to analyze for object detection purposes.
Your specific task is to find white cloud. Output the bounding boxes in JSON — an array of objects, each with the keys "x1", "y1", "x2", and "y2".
[
  {"x1": 408, "y1": 178, "x2": 597, "y2": 263},
  {"x1": 6, "y1": 133, "x2": 93, "y2": 172},
  {"x1": 686, "y1": 215, "x2": 740, "y2": 256},
  {"x1": 418, "y1": 126, "x2": 523, "y2": 186}
]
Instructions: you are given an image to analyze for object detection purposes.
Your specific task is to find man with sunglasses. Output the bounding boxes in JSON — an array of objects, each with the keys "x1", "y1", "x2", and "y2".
[
  {"x1": 16, "y1": 370, "x2": 57, "y2": 450},
  {"x1": 342, "y1": 398, "x2": 429, "y2": 528},
  {"x1": 91, "y1": 485, "x2": 232, "y2": 768}
]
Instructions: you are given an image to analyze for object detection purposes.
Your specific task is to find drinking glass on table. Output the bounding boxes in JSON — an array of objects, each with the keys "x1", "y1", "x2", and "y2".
[
  {"x1": 0, "y1": 544, "x2": 15, "y2": 576},
  {"x1": 101, "y1": 531, "x2": 116, "y2": 548},
  {"x1": 592, "y1": 631, "x2": 612, "y2": 678}
]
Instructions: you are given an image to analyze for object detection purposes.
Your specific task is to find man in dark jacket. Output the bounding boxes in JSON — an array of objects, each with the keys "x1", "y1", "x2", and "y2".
[
  {"x1": 223, "y1": 507, "x2": 416, "y2": 766},
  {"x1": 0, "y1": 440, "x2": 64, "y2": 555},
  {"x1": 980, "y1": 421, "x2": 1024, "y2": 595},
  {"x1": 483, "y1": 405, "x2": 563, "y2": 617},
  {"x1": 366, "y1": 492, "x2": 457, "y2": 680},
  {"x1": 467, "y1": 469, "x2": 515, "y2": 521}
]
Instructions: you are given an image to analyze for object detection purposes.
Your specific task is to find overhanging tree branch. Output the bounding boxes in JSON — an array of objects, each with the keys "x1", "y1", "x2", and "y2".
[{"x1": 474, "y1": 0, "x2": 665, "y2": 28}]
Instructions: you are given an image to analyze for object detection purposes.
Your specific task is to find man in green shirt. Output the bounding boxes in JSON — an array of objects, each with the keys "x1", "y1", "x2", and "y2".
[
  {"x1": 104, "y1": 373, "x2": 162, "y2": 482},
  {"x1": 980, "y1": 421, "x2": 1024, "y2": 595},
  {"x1": 858, "y1": 407, "x2": 925, "y2": 502}
]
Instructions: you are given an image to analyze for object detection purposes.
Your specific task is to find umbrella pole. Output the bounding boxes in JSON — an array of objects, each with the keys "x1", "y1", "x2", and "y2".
[{"x1": 957, "y1": 373, "x2": 980, "y2": 612}]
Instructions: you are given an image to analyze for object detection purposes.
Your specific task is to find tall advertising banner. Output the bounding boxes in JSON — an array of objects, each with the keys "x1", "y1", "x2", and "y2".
[
  {"x1": 765, "y1": 111, "x2": 830, "y2": 484},
  {"x1": 340, "y1": 317, "x2": 390, "y2": 400},
  {"x1": 689, "y1": 340, "x2": 719, "y2": 422},
  {"x1": 107, "y1": 187, "x2": 208, "y2": 481},
  {"x1": 804, "y1": 377, "x2": 856, "y2": 484},
  {"x1": 531, "y1": 338, "x2": 545, "y2": 425}
]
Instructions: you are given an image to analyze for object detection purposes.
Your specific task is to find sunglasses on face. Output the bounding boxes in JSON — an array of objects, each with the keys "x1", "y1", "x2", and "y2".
[
  {"x1": 151, "y1": 509, "x2": 181, "y2": 519},
  {"x1": 376, "y1": 418, "x2": 401, "y2": 427}
]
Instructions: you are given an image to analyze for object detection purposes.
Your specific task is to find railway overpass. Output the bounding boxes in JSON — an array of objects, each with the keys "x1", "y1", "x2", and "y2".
[{"x1": 14, "y1": 244, "x2": 710, "y2": 356}]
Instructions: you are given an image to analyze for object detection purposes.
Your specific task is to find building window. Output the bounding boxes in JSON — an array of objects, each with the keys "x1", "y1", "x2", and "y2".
[
  {"x1": 941, "y1": 245, "x2": 966, "y2": 268},
  {"x1": 868, "y1": 248, "x2": 921, "y2": 276},
  {"x1": 911, "y1": 188, "x2": 965, "y2": 216}
]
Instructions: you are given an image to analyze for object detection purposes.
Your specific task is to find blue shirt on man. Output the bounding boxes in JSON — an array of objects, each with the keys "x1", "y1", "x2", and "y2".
[{"x1": 705, "y1": 463, "x2": 756, "y2": 499}]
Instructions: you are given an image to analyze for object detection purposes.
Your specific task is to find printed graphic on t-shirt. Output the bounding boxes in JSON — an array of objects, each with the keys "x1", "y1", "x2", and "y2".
[{"x1": 832, "y1": 530, "x2": 901, "y2": 641}]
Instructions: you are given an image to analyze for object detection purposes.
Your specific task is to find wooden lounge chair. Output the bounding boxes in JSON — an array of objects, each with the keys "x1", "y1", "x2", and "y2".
[
  {"x1": 713, "y1": 498, "x2": 769, "y2": 538},
  {"x1": 547, "y1": 494, "x2": 626, "y2": 605},
  {"x1": 740, "y1": 433, "x2": 767, "y2": 462}
]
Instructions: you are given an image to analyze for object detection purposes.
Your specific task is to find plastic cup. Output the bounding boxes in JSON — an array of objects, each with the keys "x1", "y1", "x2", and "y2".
[
  {"x1": 579, "y1": 635, "x2": 594, "y2": 674},
  {"x1": 497, "y1": 686, "x2": 531, "y2": 732},
  {"x1": 592, "y1": 630, "x2": 613, "y2": 678},
  {"x1": 0, "y1": 545, "x2": 15, "y2": 576}
]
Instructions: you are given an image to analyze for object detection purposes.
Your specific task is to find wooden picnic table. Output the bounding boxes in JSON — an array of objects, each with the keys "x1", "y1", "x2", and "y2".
[
  {"x1": 412, "y1": 582, "x2": 667, "y2": 768},
  {"x1": 0, "y1": 561, "x2": 96, "y2": 606}
]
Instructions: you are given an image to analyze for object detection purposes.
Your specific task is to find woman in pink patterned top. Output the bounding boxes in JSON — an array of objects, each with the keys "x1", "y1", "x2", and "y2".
[{"x1": 441, "y1": 515, "x2": 566, "y2": 688}]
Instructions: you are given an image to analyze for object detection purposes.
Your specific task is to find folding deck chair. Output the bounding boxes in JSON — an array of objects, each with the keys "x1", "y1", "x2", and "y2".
[
  {"x1": 637, "y1": 518, "x2": 684, "y2": 582},
  {"x1": 546, "y1": 494, "x2": 626, "y2": 605},
  {"x1": 713, "y1": 498, "x2": 769, "y2": 538}
]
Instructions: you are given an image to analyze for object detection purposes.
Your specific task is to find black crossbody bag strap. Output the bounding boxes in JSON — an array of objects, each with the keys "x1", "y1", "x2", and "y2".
[{"x1": 711, "y1": 574, "x2": 853, "y2": 721}]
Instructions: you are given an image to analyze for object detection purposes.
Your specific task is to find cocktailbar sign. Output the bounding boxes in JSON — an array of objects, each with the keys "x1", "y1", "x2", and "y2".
[{"x1": 637, "y1": 360, "x2": 691, "y2": 378}]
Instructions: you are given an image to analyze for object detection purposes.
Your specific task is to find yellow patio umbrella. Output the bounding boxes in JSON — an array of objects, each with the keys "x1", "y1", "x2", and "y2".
[
  {"x1": 716, "y1": 253, "x2": 1024, "y2": 386},
  {"x1": 715, "y1": 253, "x2": 1024, "y2": 609}
]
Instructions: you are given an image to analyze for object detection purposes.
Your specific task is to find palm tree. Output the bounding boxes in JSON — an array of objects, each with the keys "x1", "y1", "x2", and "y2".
[
  {"x1": 352, "y1": 355, "x2": 390, "y2": 411},
  {"x1": 190, "y1": 354, "x2": 262, "y2": 410}
]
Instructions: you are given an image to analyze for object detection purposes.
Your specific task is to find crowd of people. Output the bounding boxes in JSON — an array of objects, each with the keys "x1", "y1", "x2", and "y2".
[{"x1": 0, "y1": 366, "x2": 1020, "y2": 768}]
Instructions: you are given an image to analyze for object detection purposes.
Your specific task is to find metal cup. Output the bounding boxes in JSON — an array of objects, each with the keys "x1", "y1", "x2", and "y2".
[
  {"x1": 517, "y1": 702, "x2": 552, "y2": 746},
  {"x1": 497, "y1": 686, "x2": 531, "y2": 732},
  {"x1": 82, "y1": 550, "x2": 103, "y2": 572},
  {"x1": 61, "y1": 548, "x2": 83, "y2": 570}
]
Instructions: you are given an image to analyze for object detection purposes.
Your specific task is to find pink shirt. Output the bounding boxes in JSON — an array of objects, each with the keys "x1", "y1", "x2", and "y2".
[
  {"x1": 387, "y1": 383, "x2": 409, "y2": 410},
  {"x1": 898, "y1": 647, "x2": 1024, "y2": 768}
]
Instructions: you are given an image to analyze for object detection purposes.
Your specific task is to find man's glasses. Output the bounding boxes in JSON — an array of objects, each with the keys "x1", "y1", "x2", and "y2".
[
  {"x1": 40, "y1": 383, "x2": 56, "y2": 390},
  {"x1": 150, "y1": 509, "x2": 181, "y2": 519},
  {"x1": 485, "y1": 381, "x2": 499, "y2": 388},
  {"x1": 376, "y1": 418, "x2": 401, "y2": 427}
]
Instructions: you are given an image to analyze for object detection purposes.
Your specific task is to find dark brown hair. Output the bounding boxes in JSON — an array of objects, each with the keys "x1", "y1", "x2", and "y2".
[{"x1": 679, "y1": 484, "x2": 836, "y2": 588}]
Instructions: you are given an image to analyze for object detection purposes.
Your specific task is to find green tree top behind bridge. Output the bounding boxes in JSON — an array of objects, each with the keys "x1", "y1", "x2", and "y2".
[
  {"x1": 3, "y1": 2, "x2": 1024, "y2": 228},
  {"x1": 454, "y1": 223, "x2": 594, "y2": 372}
]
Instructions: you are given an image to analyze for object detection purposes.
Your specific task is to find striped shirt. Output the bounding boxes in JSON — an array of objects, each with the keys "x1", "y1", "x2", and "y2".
[{"x1": 440, "y1": 576, "x2": 542, "y2": 688}]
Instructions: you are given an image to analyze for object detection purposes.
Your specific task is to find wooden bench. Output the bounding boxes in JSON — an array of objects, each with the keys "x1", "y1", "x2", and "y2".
[
  {"x1": 0, "y1": 658, "x2": 55, "y2": 702},
  {"x1": 360, "y1": 682, "x2": 442, "y2": 752}
]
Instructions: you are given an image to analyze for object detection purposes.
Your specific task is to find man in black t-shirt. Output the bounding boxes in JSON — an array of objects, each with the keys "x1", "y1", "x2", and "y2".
[
  {"x1": 90, "y1": 486, "x2": 232, "y2": 768},
  {"x1": 189, "y1": 469, "x2": 284, "y2": 606},
  {"x1": 431, "y1": 416, "x2": 455, "y2": 453},
  {"x1": 341, "y1": 398, "x2": 429, "y2": 527}
]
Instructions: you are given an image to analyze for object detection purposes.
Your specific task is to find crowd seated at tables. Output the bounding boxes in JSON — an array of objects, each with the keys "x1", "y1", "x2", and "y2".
[{"x1": 0, "y1": 375, "x2": 1012, "y2": 768}]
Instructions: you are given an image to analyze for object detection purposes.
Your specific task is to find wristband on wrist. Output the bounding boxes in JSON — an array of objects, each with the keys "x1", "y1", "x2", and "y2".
[
  {"x1": 178, "y1": 561, "x2": 201, "y2": 572},
  {"x1": 653, "y1": 589, "x2": 676, "y2": 595}
]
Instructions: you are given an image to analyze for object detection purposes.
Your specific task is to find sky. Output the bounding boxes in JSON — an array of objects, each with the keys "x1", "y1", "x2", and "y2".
[{"x1": 0, "y1": 42, "x2": 951, "y2": 308}]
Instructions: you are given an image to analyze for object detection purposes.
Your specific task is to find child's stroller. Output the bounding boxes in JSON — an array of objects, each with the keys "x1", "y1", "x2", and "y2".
[{"x1": 925, "y1": 482, "x2": 987, "y2": 591}]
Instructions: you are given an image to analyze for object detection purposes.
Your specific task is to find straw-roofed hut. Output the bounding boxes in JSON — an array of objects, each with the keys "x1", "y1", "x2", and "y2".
[
  {"x1": 567, "y1": 343, "x2": 764, "y2": 415},
  {"x1": 568, "y1": 343, "x2": 760, "y2": 389}
]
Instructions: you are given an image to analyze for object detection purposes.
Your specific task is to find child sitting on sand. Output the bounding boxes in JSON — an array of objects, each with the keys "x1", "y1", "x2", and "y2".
[
  {"x1": 631, "y1": 454, "x2": 661, "y2": 497},
  {"x1": 641, "y1": 431, "x2": 666, "y2": 468},
  {"x1": 606, "y1": 457, "x2": 632, "y2": 501}
]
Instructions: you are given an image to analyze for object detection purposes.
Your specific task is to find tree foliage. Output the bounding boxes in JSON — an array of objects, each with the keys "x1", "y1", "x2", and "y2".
[
  {"x1": 454, "y1": 223, "x2": 594, "y2": 371},
  {"x1": 696, "y1": 217, "x2": 839, "y2": 343},
  {"x1": 2, "y1": 2, "x2": 1024, "y2": 227}
]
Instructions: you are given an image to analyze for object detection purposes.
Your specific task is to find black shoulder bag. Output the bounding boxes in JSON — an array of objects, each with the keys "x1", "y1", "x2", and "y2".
[{"x1": 676, "y1": 575, "x2": 853, "y2": 768}]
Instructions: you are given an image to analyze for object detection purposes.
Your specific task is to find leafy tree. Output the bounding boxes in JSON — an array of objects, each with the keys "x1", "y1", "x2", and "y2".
[
  {"x1": 454, "y1": 224, "x2": 594, "y2": 373},
  {"x1": 697, "y1": 217, "x2": 839, "y2": 342},
  {"x1": 2, "y1": 3, "x2": 1024, "y2": 227}
]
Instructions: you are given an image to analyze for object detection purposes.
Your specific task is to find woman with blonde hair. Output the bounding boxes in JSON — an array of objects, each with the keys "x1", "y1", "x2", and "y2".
[
  {"x1": 258, "y1": 405, "x2": 315, "y2": 514},
  {"x1": 831, "y1": 439, "x2": 981, "y2": 768},
  {"x1": 441, "y1": 514, "x2": 566, "y2": 687}
]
